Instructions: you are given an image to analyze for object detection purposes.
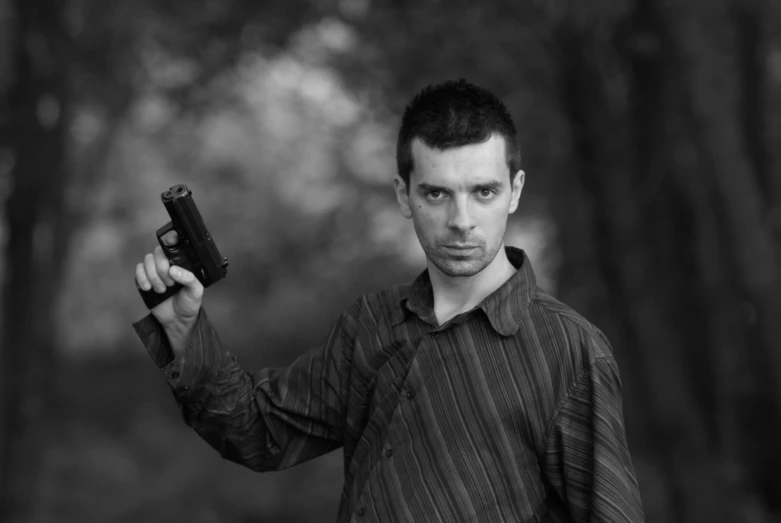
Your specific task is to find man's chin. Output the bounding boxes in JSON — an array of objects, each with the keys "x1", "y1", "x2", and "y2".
[{"x1": 430, "y1": 257, "x2": 486, "y2": 278}]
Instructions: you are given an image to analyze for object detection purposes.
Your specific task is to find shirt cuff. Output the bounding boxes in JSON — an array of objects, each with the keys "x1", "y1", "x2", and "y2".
[{"x1": 132, "y1": 308, "x2": 219, "y2": 400}]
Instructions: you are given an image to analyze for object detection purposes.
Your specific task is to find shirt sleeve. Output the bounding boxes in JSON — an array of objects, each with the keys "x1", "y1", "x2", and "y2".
[
  {"x1": 542, "y1": 355, "x2": 645, "y2": 522},
  {"x1": 132, "y1": 306, "x2": 353, "y2": 472}
]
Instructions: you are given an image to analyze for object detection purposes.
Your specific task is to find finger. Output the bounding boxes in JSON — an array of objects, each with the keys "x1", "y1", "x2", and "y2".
[
  {"x1": 144, "y1": 253, "x2": 166, "y2": 293},
  {"x1": 169, "y1": 266, "x2": 204, "y2": 301},
  {"x1": 153, "y1": 245, "x2": 175, "y2": 287},
  {"x1": 135, "y1": 262, "x2": 151, "y2": 291},
  {"x1": 162, "y1": 230, "x2": 179, "y2": 246}
]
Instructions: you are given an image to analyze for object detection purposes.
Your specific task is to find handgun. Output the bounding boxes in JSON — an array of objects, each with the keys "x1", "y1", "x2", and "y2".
[{"x1": 136, "y1": 184, "x2": 229, "y2": 309}]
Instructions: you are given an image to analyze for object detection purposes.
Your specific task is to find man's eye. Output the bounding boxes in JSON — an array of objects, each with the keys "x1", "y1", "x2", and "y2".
[
  {"x1": 478, "y1": 189, "x2": 496, "y2": 199},
  {"x1": 427, "y1": 190, "x2": 443, "y2": 200}
]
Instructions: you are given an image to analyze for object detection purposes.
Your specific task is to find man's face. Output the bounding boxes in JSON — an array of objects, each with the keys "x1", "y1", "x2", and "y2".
[{"x1": 394, "y1": 134, "x2": 524, "y2": 278}]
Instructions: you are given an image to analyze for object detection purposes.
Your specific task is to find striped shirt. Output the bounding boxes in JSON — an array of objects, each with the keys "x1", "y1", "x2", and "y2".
[{"x1": 133, "y1": 247, "x2": 644, "y2": 522}]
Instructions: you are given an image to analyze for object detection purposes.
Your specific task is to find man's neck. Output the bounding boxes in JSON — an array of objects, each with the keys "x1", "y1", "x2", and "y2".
[{"x1": 428, "y1": 245, "x2": 517, "y2": 326}]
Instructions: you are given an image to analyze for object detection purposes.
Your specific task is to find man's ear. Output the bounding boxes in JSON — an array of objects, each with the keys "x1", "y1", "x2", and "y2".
[
  {"x1": 508, "y1": 170, "x2": 525, "y2": 214},
  {"x1": 394, "y1": 176, "x2": 413, "y2": 219}
]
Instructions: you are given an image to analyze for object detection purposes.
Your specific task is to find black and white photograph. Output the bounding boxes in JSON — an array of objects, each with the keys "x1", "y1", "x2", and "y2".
[{"x1": 0, "y1": 0, "x2": 780, "y2": 522}]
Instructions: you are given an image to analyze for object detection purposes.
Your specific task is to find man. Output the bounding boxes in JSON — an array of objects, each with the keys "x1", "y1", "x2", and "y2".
[{"x1": 133, "y1": 79, "x2": 645, "y2": 522}]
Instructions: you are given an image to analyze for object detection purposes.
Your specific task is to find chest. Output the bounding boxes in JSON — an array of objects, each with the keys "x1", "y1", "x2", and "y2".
[{"x1": 344, "y1": 318, "x2": 551, "y2": 460}]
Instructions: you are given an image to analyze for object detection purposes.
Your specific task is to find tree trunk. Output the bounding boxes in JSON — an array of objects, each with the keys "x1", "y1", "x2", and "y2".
[
  {"x1": 733, "y1": 0, "x2": 776, "y2": 210},
  {"x1": 661, "y1": 0, "x2": 781, "y2": 512},
  {"x1": 553, "y1": 2, "x2": 742, "y2": 518},
  {"x1": 0, "y1": 1, "x2": 70, "y2": 521}
]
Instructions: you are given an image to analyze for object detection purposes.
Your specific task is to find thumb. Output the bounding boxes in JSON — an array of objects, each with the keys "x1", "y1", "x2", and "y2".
[{"x1": 169, "y1": 266, "x2": 203, "y2": 299}]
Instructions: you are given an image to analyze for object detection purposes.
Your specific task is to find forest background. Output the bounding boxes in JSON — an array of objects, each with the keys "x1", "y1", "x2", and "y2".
[{"x1": 1, "y1": 0, "x2": 781, "y2": 522}]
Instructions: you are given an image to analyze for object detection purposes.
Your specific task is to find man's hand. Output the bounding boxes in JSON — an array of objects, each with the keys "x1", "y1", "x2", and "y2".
[{"x1": 135, "y1": 230, "x2": 204, "y2": 352}]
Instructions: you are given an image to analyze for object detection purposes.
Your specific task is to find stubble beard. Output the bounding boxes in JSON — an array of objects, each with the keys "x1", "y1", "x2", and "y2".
[{"x1": 420, "y1": 235, "x2": 505, "y2": 278}]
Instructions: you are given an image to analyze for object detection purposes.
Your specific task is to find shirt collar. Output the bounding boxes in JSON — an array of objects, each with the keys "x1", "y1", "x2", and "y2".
[{"x1": 391, "y1": 246, "x2": 537, "y2": 336}]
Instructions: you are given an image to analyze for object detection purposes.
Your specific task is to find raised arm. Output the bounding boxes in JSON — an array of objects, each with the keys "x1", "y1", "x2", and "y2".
[
  {"x1": 133, "y1": 305, "x2": 352, "y2": 471},
  {"x1": 133, "y1": 230, "x2": 353, "y2": 471}
]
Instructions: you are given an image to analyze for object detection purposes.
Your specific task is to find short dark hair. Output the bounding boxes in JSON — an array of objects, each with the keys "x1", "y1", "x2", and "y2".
[{"x1": 396, "y1": 79, "x2": 521, "y2": 187}]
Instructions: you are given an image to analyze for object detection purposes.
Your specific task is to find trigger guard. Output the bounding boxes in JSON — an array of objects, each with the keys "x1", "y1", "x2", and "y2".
[
  {"x1": 161, "y1": 242, "x2": 182, "y2": 258},
  {"x1": 155, "y1": 222, "x2": 197, "y2": 276},
  {"x1": 156, "y1": 223, "x2": 183, "y2": 258}
]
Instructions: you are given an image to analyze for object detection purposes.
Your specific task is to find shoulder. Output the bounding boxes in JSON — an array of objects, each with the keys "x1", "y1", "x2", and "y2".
[
  {"x1": 525, "y1": 288, "x2": 625, "y2": 432},
  {"x1": 528, "y1": 286, "x2": 615, "y2": 366}
]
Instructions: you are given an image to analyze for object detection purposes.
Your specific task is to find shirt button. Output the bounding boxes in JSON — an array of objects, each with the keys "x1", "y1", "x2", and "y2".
[
  {"x1": 405, "y1": 389, "x2": 415, "y2": 400},
  {"x1": 357, "y1": 507, "x2": 366, "y2": 516},
  {"x1": 171, "y1": 371, "x2": 181, "y2": 380},
  {"x1": 384, "y1": 445, "x2": 393, "y2": 458}
]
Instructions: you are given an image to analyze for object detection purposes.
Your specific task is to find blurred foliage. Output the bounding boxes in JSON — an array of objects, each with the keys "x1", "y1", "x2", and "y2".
[{"x1": 54, "y1": 1, "x2": 559, "y2": 359}]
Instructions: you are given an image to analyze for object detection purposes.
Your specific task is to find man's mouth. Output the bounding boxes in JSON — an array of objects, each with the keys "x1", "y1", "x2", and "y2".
[{"x1": 442, "y1": 244, "x2": 479, "y2": 250}]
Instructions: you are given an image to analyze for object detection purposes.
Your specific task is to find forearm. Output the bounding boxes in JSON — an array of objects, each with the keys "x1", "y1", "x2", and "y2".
[
  {"x1": 134, "y1": 308, "x2": 278, "y2": 464},
  {"x1": 178, "y1": 356, "x2": 292, "y2": 471},
  {"x1": 132, "y1": 306, "x2": 347, "y2": 472},
  {"x1": 162, "y1": 317, "x2": 197, "y2": 355}
]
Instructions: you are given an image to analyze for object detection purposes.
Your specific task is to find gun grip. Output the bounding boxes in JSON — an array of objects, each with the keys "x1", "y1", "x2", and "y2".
[{"x1": 135, "y1": 221, "x2": 194, "y2": 309}]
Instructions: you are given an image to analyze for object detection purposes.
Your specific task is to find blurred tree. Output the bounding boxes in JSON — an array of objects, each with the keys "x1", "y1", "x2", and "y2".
[
  {"x1": 663, "y1": 0, "x2": 781, "y2": 512},
  {"x1": 549, "y1": 0, "x2": 781, "y2": 519},
  {"x1": 0, "y1": 0, "x2": 322, "y2": 520},
  {"x1": 0, "y1": 0, "x2": 71, "y2": 520}
]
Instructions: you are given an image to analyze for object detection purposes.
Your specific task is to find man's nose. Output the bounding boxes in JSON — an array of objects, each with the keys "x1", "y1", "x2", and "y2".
[{"x1": 446, "y1": 196, "x2": 476, "y2": 232}]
